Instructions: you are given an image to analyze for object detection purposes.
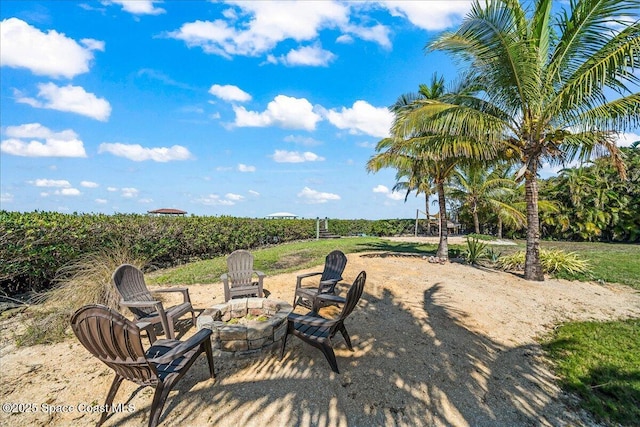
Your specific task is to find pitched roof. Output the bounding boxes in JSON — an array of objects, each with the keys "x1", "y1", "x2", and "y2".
[{"x1": 148, "y1": 208, "x2": 187, "y2": 215}]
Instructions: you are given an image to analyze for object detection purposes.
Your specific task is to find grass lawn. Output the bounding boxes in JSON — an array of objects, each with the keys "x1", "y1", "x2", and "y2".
[
  {"x1": 542, "y1": 319, "x2": 640, "y2": 426},
  {"x1": 147, "y1": 237, "x2": 443, "y2": 285}
]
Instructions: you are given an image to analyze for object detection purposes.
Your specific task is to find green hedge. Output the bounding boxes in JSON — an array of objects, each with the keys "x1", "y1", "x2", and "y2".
[{"x1": 0, "y1": 211, "x2": 415, "y2": 296}]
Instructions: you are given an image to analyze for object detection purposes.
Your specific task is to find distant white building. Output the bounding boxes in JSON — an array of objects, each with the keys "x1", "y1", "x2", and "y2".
[{"x1": 266, "y1": 212, "x2": 298, "y2": 219}]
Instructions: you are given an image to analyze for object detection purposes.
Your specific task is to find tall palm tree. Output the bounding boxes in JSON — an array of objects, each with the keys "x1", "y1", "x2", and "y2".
[
  {"x1": 368, "y1": 143, "x2": 459, "y2": 258},
  {"x1": 368, "y1": 74, "x2": 466, "y2": 259},
  {"x1": 399, "y1": 0, "x2": 639, "y2": 280}
]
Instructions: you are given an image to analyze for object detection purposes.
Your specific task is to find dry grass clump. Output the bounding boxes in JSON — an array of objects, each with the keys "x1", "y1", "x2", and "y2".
[{"x1": 15, "y1": 246, "x2": 147, "y2": 346}]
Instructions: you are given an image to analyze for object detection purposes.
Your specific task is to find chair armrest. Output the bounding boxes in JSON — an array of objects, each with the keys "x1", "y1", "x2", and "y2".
[
  {"x1": 254, "y1": 270, "x2": 265, "y2": 278},
  {"x1": 152, "y1": 287, "x2": 191, "y2": 303},
  {"x1": 295, "y1": 271, "x2": 321, "y2": 288},
  {"x1": 314, "y1": 294, "x2": 346, "y2": 305},
  {"x1": 148, "y1": 329, "x2": 213, "y2": 364},
  {"x1": 287, "y1": 312, "x2": 336, "y2": 328},
  {"x1": 120, "y1": 300, "x2": 163, "y2": 310}
]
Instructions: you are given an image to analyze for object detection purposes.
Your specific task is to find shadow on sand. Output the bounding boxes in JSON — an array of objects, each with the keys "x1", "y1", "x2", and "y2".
[{"x1": 102, "y1": 279, "x2": 589, "y2": 427}]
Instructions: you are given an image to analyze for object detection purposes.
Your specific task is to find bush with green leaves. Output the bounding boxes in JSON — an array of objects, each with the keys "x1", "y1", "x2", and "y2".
[{"x1": 497, "y1": 249, "x2": 590, "y2": 276}]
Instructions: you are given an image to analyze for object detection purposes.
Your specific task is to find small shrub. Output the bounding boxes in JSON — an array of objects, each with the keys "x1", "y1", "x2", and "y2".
[
  {"x1": 485, "y1": 247, "x2": 502, "y2": 263},
  {"x1": 464, "y1": 236, "x2": 488, "y2": 265},
  {"x1": 497, "y1": 249, "x2": 590, "y2": 276}
]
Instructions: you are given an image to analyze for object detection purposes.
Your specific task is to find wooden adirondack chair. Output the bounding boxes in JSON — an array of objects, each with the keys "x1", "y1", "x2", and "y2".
[
  {"x1": 113, "y1": 264, "x2": 195, "y2": 340},
  {"x1": 293, "y1": 250, "x2": 347, "y2": 311},
  {"x1": 281, "y1": 271, "x2": 366, "y2": 373},
  {"x1": 220, "y1": 250, "x2": 265, "y2": 302},
  {"x1": 70, "y1": 304, "x2": 214, "y2": 427}
]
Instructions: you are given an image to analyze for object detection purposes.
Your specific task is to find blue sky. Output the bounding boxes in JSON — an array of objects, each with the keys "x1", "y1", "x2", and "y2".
[{"x1": 1, "y1": 1, "x2": 638, "y2": 219}]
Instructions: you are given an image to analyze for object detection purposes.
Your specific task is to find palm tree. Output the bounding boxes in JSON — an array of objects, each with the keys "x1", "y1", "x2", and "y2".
[
  {"x1": 368, "y1": 143, "x2": 458, "y2": 258},
  {"x1": 368, "y1": 74, "x2": 465, "y2": 259},
  {"x1": 448, "y1": 162, "x2": 522, "y2": 235},
  {"x1": 400, "y1": 0, "x2": 639, "y2": 280}
]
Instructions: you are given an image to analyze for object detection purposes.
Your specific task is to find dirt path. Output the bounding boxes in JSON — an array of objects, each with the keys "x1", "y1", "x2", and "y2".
[{"x1": 1, "y1": 248, "x2": 638, "y2": 426}]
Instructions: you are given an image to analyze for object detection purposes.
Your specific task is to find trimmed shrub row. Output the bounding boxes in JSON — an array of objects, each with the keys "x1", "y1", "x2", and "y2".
[{"x1": 0, "y1": 211, "x2": 415, "y2": 296}]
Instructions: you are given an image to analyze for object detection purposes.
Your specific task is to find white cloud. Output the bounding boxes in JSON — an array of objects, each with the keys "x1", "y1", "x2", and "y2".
[
  {"x1": 95, "y1": 198, "x2": 108, "y2": 204},
  {"x1": 0, "y1": 18, "x2": 102, "y2": 78},
  {"x1": 238, "y1": 163, "x2": 256, "y2": 172},
  {"x1": 98, "y1": 143, "x2": 193, "y2": 162},
  {"x1": 31, "y1": 179, "x2": 71, "y2": 188},
  {"x1": 194, "y1": 194, "x2": 236, "y2": 206},
  {"x1": 373, "y1": 184, "x2": 389, "y2": 193},
  {"x1": 378, "y1": 1, "x2": 472, "y2": 31},
  {"x1": 121, "y1": 187, "x2": 139, "y2": 198},
  {"x1": 1, "y1": 193, "x2": 14, "y2": 203},
  {"x1": 233, "y1": 95, "x2": 321, "y2": 130},
  {"x1": 272, "y1": 150, "x2": 325, "y2": 163},
  {"x1": 225, "y1": 193, "x2": 245, "y2": 201},
  {"x1": 57, "y1": 188, "x2": 81, "y2": 196},
  {"x1": 107, "y1": 187, "x2": 118, "y2": 192},
  {"x1": 616, "y1": 132, "x2": 640, "y2": 147},
  {"x1": 342, "y1": 22, "x2": 391, "y2": 49},
  {"x1": 80, "y1": 181, "x2": 99, "y2": 188},
  {"x1": 373, "y1": 183, "x2": 405, "y2": 200},
  {"x1": 325, "y1": 100, "x2": 393, "y2": 138},
  {"x1": 276, "y1": 43, "x2": 336, "y2": 67},
  {"x1": 138, "y1": 198, "x2": 153, "y2": 203},
  {"x1": 249, "y1": 190, "x2": 260, "y2": 196},
  {"x1": 284, "y1": 135, "x2": 322, "y2": 146},
  {"x1": 1, "y1": 123, "x2": 87, "y2": 157},
  {"x1": 168, "y1": 1, "x2": 349, "y2": 58},
  {"x1": 16, "y1": 83, "x2": 111, "y2": 121},
  {"x1": 297, "y1": 186, "x2": 340, "y2": 204},
  {"x1": 209, "y1": 84, "x2": 251, "y2": 102},
  {"x1": 108, "y1": 0, "x2": 165, "y2": 15}
]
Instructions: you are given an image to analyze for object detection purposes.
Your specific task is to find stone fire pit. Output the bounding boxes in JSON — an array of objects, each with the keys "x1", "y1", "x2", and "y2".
[{"x1": 196, "y1": 298, "x2": 292, "y2": 358}]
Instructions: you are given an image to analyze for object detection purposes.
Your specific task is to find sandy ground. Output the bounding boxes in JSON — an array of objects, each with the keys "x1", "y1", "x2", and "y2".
[{"x1": 1, "y1": 239, "x2": 639, "y2": 427}]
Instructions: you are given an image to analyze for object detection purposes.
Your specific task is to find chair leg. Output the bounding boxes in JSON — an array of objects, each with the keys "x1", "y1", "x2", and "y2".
[
  {"x1": 338, "y1": 325, "x2": 354, "y2": 351},
  {"x1": 190, "y1": 308, "x2": 196, "y2": 327},
  {"x1": 98, "y1": 375, "x2": 124, "y2": 426},
  {"x1": 203, "y1": 340, "x2": 215, "y2": 379},
  {"x1": 280, "y1": 325, "x2": 291, "y2": 360},
  {"x1": 319, "y1": 342, "x2": 340, "y2": 374},
  {"x1": 148, "y1": 383, "x2": 171, "y2": 427}
]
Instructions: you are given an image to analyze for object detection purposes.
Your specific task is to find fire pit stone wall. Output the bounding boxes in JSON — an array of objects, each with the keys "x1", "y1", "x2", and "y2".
[{"x1": 197, "y1": 297, "x2": 293, "y2": 358}]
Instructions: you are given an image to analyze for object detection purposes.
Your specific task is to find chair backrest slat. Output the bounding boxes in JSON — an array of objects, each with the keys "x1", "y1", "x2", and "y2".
[
  {"x1": 337, "y1": 271, "x2": 366, "y2": 322},
  {"x1": 227, "y1": 250, "x2": 255, "y2": 287},
  {"x1": 71, "y1": 305, "x2": 156, "y2": 385},
  {"x1": 113, "y1": 264, "x2": 155, "y2": 317},
  {"x1": 320, "y1": 250, "x2": 347, "y2": 283}
]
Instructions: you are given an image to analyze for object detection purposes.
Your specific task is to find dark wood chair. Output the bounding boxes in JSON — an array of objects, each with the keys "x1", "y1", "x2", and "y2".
[
  {"x1": 281, "y1": 271, "x2": 366, "y2": 374},
  {"x1": 292, "y1": 250, "x2": 347, "y2": 310},
  {"x1": 113, "y1": 264, "x2": 195, "y2": 340},
  {"x1": 70, "y1": 304, "x2": 215, "y2": 427},
  {"x1": 220, "y1": 250, "x2": 265, "y2": 302}
]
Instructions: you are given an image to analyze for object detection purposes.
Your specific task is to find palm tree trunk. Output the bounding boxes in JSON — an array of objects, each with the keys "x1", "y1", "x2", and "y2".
[
  {"x1": 425, "y1": 194, "x2": 430, "y2": 235},
  {"x1": 436, "y1": 181, "x2": 448, "y2": 259},
  {"x1": 497, "y1": 216, "x2": 503, "y2": 239},
  {"x1": 524, "y1": 161, "x2": 544, "y2": 281},
  {"x1": 472, "y1": 204, "x2": 480, "y2": 234}
]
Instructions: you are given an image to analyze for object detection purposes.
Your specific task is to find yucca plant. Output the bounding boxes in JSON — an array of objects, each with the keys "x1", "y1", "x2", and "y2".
[
  {"x1": 464, "y1": 236, "x2": 488, "y2": 265},
  {"x1": 16, "y1": 245, "x2": 148, "y2": 346}
]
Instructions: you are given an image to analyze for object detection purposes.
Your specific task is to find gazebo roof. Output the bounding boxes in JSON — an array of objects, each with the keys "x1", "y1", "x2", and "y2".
[
  {"x1": 266, "y1": 212, "x2": 298, "y2": 218},
  {"x1": 148, "y1": 208, "x2": 187, "y2": 215}
]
